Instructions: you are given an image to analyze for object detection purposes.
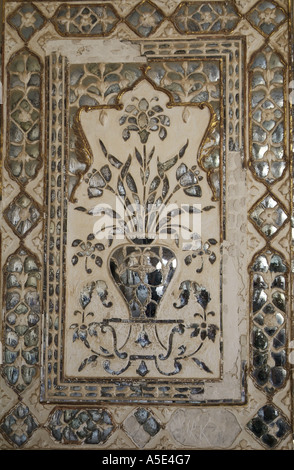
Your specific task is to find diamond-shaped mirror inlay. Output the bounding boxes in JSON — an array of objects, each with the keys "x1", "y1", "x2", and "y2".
[
  {"x1": 247, "y1": 404, "x2": 291, "y2": 449},
  {"x1": 4, "y1": 192, "x2": 42, "y2": 238},
  {"x1": 125, "y1": 0, "x2": 165, "y2": 37},
  {"x1": 0, "y1": 403, "x2": 38, "y2": 447},
  {"x1": 7, "y1": 3, "x2": 46, "y2": 42},
  {"x1": 246, "y1": 1, "x2": 286, "y2": 37},
  {"x1": 123, "y1": 408, "x2": 161, "y2": 448},
  {"x1": 249, "y1": 194, "x2": 288, "y2": 239}
]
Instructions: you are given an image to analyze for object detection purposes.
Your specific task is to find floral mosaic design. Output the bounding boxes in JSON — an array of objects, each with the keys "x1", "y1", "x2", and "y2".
[
  {"x1": 246, "y1": 1, "x2": 286, "y2": 37},
  {"x1": 2, "y1": 247, "x2": 41, "y2": 393},
  {"x1": 69, "y1": 59, "x2": 221, "y2": 201},
  {"x1": 249, "y1": 193, "x2": 288, "y2": 240},
  {"x1": 47, "y1": 408, "x2": 114, "y2": 445},
  {"x1": 7, "y1": 3, "x2": 46, "y2": 42},
  {"x1": 247, "y1": 405, "x2": 291, "y2": 449},
  {"x1": 125, "y1": 0, "x2": 165, "y2": 37},
  {"x1": 6, "y1": 49, "x2": 42, "y2": 186},
  {"x1": 4, "y1": 192, "x2": 42, "y2": 238},
  {"x1": 65, "y1": 77, "x2": 220, "y2": 380},
  {"x1": 171, "y1": 1, "x2": 240, "y2": 34},
  {"x1": 250, "y1": 250, "x2": 289, "y2": 395},
  {"x1": 146, "y1": 60, "x2": 221, "y2": 199},
  {"x1": 47, "y1": 0, "x2": 241, "y2": 38},
  {"x1": 120, "y1": 96, "x2": 170, "y2": 144},
  {"x1": 0, "y1": 404, "x2": 38, "y2": 448},
  {"x1": 249, "y1": 45, "x2": 287, "y2": 186},
  {"x1": 52, "y1": 4, "x2": 120, "y2": 36}
]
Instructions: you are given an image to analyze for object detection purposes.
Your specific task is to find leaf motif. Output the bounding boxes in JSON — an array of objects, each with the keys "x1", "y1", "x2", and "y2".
[
  {"x1": 184, "y1": 255, "x2": 192, "y2": 266},
  {"x1": 144, "y1": 167, "x2": 150, "y2": 184},
  {"x1": 173, "y1": 288, "x2": 190, "y2": 309},
  {"x1": 149, "y1": 175, "x2": 161, "y2": 194},
  {"x1": 88, "y1": 206, "x2": 121, "y2": 219},
  {"x1": 147, "y1": 146, "x2": 155, "y2": 164},
  {"x1": 179, "y1": 140, "x2": 189, "y2": 158},
  {"x1": 162, "y1": 155, "x2": 178, "y2": 172},
  {"x1": 105, "y1": 83, "x2": 120, "y2": 98},
  {"x1": 74, "y1": 206, "x2": 87, "y2": 212},
  {"x1": 117, "y1": 177, "x2": 126, "y2": 196},
  {"x1": 135, "y1": 148, "x2": 143, "y2": 167},
  {"x1": 80, "y1": 282, "x2": 95, "y2": 309},
  {"x1": 95, "y1": 243, "x2": 105, "y2": 251},
  {"x1": 192, "y1": 358, "x2": 213, "y2": 374},
  {"x1": 71, "y1": 255, "x2": 78, "y2": 266},
  {"x1": 122, "y1": 128, "x2": 130, "y2": 141},
  {"x1": 159, "y1": 126, "x2": 167, "y2": 140},
  {"x1": 190, "y1": 324, "x2": 200, "y2": 337},
  {"x1": 72, "y1": 239, "x2": 82, "y2": 247},
  {"x1": 195, "y1": 286, "x2": 211, "y2": 310},
  {"x1": 209, "y1": 253, "x2": 216, "y2": 264},
  {"x1": 121, "y1": 155, "x2": 132, "y2": 179},
  {"x1": 126, "y1": 173, "x2": 137, "y2": 193},
  {"x1": 196, "y1": 262, "x2": 203, "y2": 274},
  {"x1": 162, "y1": 176, "x2": 169, "y2": 198},
  {"x1": 140, "y1": 168, "x2": 144, "y2": 185},
  {"x1": 78, "y1": 358, "x2": 88, "y2": 372},
  {"x1": 95, "y1": 256, "x2": 103, "y2": 267},
  {"x1": 108, "y1": 154, "x2": 123, "y2": 169},
  {"x1": 88, "y1": 354, "x2": 98, "y2": 363},
  {"x1": 147, "y1": 193, "x2": 156, "y2": 205},
  {"x1": 100, "y1": 165, "x2": 112, "y2": 182},
  {"x1": 157, "y1": 160, "x2": 164, "y2": 179},
  {"x1": 184, "y1": 185, "x2": 202, "y2": 197},
  {"x1": 208, "y1": 324, "x2": 219, "y2": 342},
  {"x1": 202, "y1": 206, "x2": 215, "y2": 211},
  {"x1": 99, "y1": 139, "x2": 108, "y2": 158},
  {"x1": 182, "y1": 205, "x2": 201, "y2": 214},
  {"x1": 100, "y1": 346, "x2": 110, "y2": 355}
]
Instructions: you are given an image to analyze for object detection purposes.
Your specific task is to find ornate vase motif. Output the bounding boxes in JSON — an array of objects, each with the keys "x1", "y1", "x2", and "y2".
[
  {"x1": 67, "y1": 72, "x2": 221, "y2": 379},
  {"x1": 110, "y1": 241, "x2": 177, "y2": 319}
]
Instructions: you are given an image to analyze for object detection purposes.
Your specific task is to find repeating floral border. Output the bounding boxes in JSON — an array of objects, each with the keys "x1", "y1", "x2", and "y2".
[{"x1": 0, "y1": 0, "x2": 293, "y2": 450}]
